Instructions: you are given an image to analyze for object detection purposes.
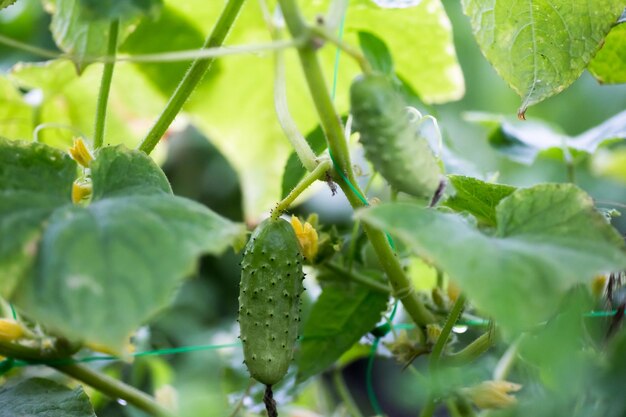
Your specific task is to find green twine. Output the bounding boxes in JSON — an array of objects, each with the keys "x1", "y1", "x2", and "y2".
[{"x1": 366, "y1": 300, "x2": 400, "y2": 415}]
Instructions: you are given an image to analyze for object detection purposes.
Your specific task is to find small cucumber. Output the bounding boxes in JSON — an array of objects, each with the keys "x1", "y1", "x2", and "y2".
[
  {"x1": 238, "y1": 218, "x2": 304, "y2": 386},
  {"x1": 350, "y1": 73, "x2": 442, "y2": 198}
]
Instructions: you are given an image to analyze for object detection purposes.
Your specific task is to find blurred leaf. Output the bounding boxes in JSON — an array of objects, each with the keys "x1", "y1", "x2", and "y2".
[
  {"x1": 358, "y1": 31, "x2": 394, "y2": 76},
  {"x1": 78, "y1": 0, "x2": 162, "y2": 21},
  {"x1": 296, "y1": 283, "x2": 388, "y2": 381},
  {"x1": 466, "y1": 111, "x2": 626, "y2": 164},
  {"x1": 462, "y1": 0, "x2": 623, "y2": 117},
  {"x1": 589, "y1": 22, "x2": 626, "y2": 84},
  {"x1": 591, "y1": 147, "x2": 626, "y2": 183},
  {"x1": 0, "y1": 0, "x2": 16, "y2": 9},
  {"x1": 9, "y1": 59, "x2": 165, "y2": 149},
  {"x1": 155, "y1": 0, "x2": 463, "y2": 220},
  {"x1": 47, "y1": 0, "x2": 112, "y2": 73},
  {"x1": 119, "y1": 4, "x2": 207, "y2": 96},
  {"x1": 358, "y1": 184, "x2": 626, "y2": 334},
  {"x1": 0, "y1": 77, "x2": 32, "y2": 141},
  {"x1": 281, "y1": 122, "x2": 330, "y2": 199},
  {"x1": 0, "y1": 138, "x2": 75, "y2": 297},
  {"x1": 11, "y1": 145, "x2": 245, "y2": 351},
  {"x1": 444, "y1": 175, "x2": 516, "y2": 226},
  {"x1": 0, "y1": 378, "x2": 96, "y2": 417}
]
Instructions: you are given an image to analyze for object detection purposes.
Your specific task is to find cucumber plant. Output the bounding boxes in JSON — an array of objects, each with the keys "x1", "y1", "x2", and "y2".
[{"x1": 0, "y1": 1, "x2": 625, "y2": 417}]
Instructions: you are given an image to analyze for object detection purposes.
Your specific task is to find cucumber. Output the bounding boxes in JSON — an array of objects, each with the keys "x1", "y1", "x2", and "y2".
[
  {"x1": 238, "y1": 218, "x2": 304, "y2": 386},
  {"x1": 350, "y1": 73, "x2": 443, "y2": 198}
]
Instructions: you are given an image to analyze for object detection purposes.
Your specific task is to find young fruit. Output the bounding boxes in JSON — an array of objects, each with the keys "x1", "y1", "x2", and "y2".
[
  {"x1": 238, "y1": 218, "x2": 304, "y2": 386},
  {"x1": 350, "y1": 73, "x2": 442, "y2": 199}
]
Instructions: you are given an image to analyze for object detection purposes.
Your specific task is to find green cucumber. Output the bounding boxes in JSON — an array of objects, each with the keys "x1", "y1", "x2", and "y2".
[
  {"x1": 238, "y1": 218, "x2": 304, "y2": 386},
  {"x1": 350, "y1": 73, "x2": 443, "y2": 198}
]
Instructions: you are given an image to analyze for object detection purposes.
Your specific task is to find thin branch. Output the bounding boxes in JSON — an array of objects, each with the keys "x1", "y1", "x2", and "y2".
[{"x1": 93, "y1": 20, "x2": 119, "y2": 149}]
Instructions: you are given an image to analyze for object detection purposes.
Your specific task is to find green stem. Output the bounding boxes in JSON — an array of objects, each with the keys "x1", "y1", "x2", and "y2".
[
  {"x1": 273, "y1": 29, "x2": 318, "y2": 171},
  {"x1": 420, "y1": 295, "x2": 466, "y2": 417},
  {"x1": 430, "y1": 295, "x2": 466, "y2": 371},
  {"x1": 333, "y1": 369, "x2": 364, "y2": 417},
  {"x1": 138, "y1": 0, "x2": 246, "y2": 155},
  {"x1": 446, "y1": 324, "x2": 495, "y2": 367},
  {"x1": 277, "y1": 0, "x2": 434, "y2": 328},
  {"x1": 0, "y1": 340, "x2": 169, "y2": 417},
  {"x1": 323, "y1": 262, "x2": 391, "y2": 294},
  {"x1": 93, "y1": 20, "x2": 119, "y2": 150},
  {"x1": 55, "y1": 363, "x2": 174, "y2": 417},
  {"x1": 309, "y1": 26, "x2": 371, "y2": 73},
  {"x1": 271, "y1": 159, "x2": 331, "y2": 220}
]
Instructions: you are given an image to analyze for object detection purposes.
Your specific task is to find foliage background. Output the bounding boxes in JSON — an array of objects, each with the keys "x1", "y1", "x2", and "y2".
[{"x1": 1, "y1": 0, "x2": 625, "y2": 416}]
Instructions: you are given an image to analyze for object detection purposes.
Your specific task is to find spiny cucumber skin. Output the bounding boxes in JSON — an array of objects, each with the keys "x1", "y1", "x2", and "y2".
[
  {"x1": 238, "y1": 218, "x2": 304, "y2": 386},
  {"x1": 350, "y1": 74, "x2": 442, "y2": 198}
]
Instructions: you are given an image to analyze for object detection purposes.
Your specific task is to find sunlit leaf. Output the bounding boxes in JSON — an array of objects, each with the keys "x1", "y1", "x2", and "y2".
[
  {"x1": 462, "y1": 0, "x2": 623, "y2": 117},
  {"x1": 589, "y1": 22, "x2": 626, "y2": 84}
]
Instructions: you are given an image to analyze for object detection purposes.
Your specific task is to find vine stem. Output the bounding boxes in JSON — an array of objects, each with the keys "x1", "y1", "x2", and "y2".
[
  {"x1": 271, "y1": 159, "x2": 331, "y2": 220},
  {"x1": 93, "y1": 20, "x2": 119, "y2": 150},
  {"x1": 420, "y1": 295, "x2": 466, "y2": 417},
  {"x1": 276, "y1": 0, "x2": 435, "y2": 328},
  {"x1": 333, "y1": 368, "x2": 364, "y2": 417},
  {"x1": 309, "y1": 26, "x2": 372, "y2": 74},
  {"x1": 138, "y1": 0, "x2": 246, "y2": 155},
  {"x1": 55, "y1": 363, "x2": 174, "y2": 417},
  {"x1": 0, "y1": 340, "x2": 170, "y2": 417}
]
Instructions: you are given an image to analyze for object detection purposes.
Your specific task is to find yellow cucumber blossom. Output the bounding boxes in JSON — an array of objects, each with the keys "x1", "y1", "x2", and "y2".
[
  {"x1": 290, "y1": 216, "x2": 318, "y2": 262},
  {"x1": 0, "y1": 318, "x2": 24, "y2": 341},
  {"x1": 462, "y1": 380, "x2": 522, "y2": 409},
  {"x1": 68, "y1": 137, "x2": 93, "y2": 168},
  {"x1": 72, "y1": 181, "x2": 93, "y2": 204}
]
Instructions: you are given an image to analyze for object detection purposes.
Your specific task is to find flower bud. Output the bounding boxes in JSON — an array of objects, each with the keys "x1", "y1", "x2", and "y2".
[
  {"x1": 68, "y1": 138, "x2": 93, "y2": 168},
  {"x1": 72, "y1": 181, "x2": 92, "y2": 204},
  {"x1": 0, "y1": 319, "x2": 24, "y2": 341}
]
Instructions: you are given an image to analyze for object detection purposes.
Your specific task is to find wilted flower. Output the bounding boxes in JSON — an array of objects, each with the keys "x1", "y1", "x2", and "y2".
[{"x1": 462, "y1": 380, "x2": 522, "y2": 409}]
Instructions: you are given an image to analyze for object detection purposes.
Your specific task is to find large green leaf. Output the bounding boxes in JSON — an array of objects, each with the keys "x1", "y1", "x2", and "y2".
[
  {"x1": 296, "y1": 283, "x2": 388, "y2": 381},
  {"x1": 0, "y1": 139, "x2": 75, "y2": 297},
  {"x1": 462, "y1": 0, "x2": 623, "y2": 117},
  {"x1": 589, "y1": 22, "x2": 626, "y2": 84},
  {"x1": 444, "y1": 175, "x2": 516, "y2": 227},
  {"x1": 358, "y1": 184, "x2": 626, "y2": 334},
  {"x1": 4, "y1": 144, "x2": 245, "y2": 350},
  {"x1": 0, "y1": 378, "x2": 96, "y2": 417}
]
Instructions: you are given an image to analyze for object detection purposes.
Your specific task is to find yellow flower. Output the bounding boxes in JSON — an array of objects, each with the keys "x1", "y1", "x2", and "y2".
[
  {"x1": 0, "y1": 319, "x2": 24, "y2": 341},
  {"x1": 72, "y1": 181, "x2": 93, "y2": 204},
  {"x1": 426, "y1": 324, "x2": 442, "y2": 345},
  {"x1": 447, "y1": 280, "x2": 461, "y2": 303},
  {"x1": 290, "y1": 216, "x2": 319, "y2": 261},
  {"x1": 68, "y1": 137, "x2": 93, "y2": 168},
  {"x1": 591, "y1": 274, "x2": 607, "y2": 298},
  {"x1": 462, "y1": 380, "x2": 522, "y2": 409}
]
